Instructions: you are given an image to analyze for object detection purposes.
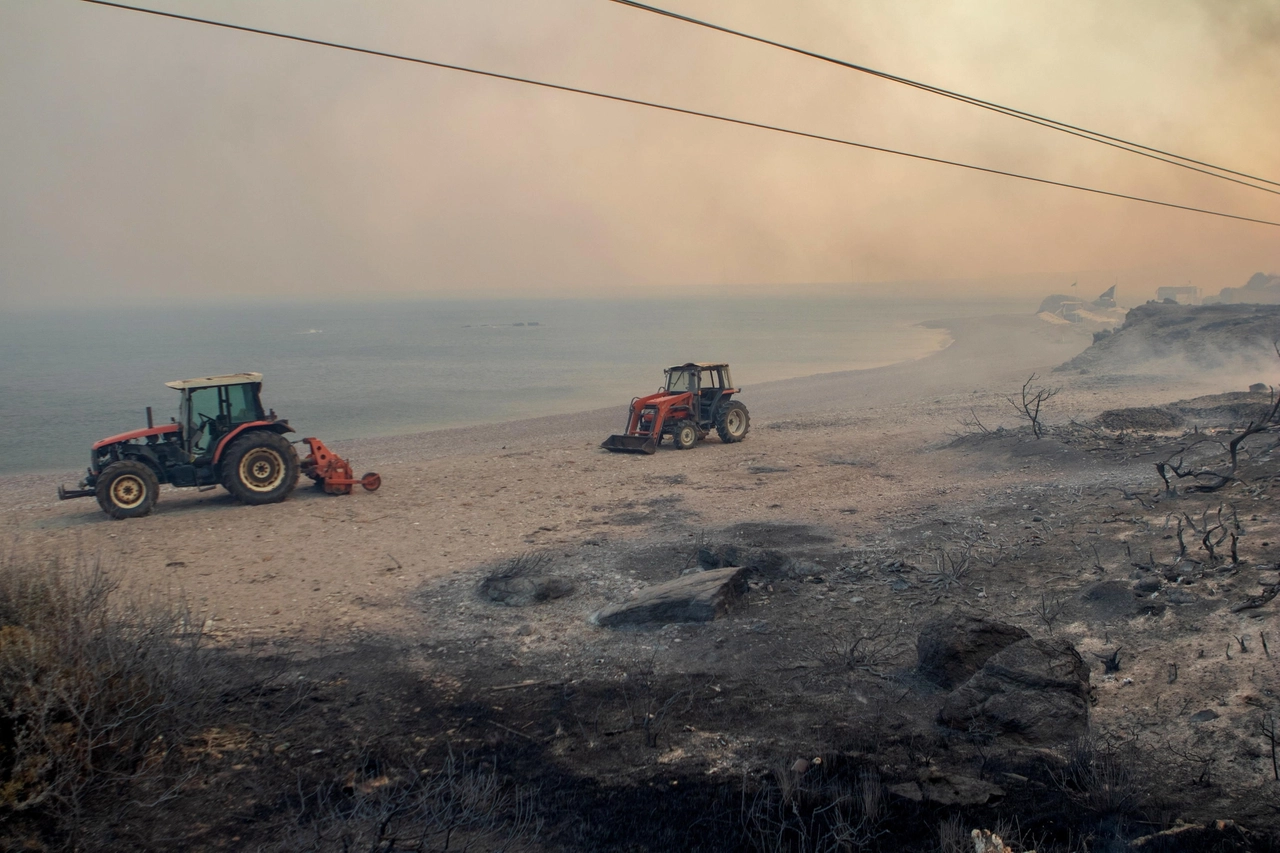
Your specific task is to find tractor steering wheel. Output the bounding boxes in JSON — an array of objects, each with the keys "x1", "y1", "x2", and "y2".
[{"x1": 192, "y1": 412, "x2": 218, "y2": 447}]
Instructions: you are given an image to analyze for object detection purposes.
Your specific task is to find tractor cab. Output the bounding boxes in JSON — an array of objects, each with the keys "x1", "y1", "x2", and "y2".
[
  {"x1": 166, "y1": 373, "x2": 269, "y2": 458},
  {"x1": 664, "y1": 363, "x2": 733, "y2": 423},
  {"x1": 603, "y1": 362, "x2": 749, "y2": 454}
]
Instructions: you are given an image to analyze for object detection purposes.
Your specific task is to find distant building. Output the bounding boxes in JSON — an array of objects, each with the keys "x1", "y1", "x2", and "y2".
[
  {"x1": 1037, "y1": 294, "x2": 1086, "y2": 317},
  {"x1": 1156, "y1": 286, "x2": 1201, "y2": 305}
]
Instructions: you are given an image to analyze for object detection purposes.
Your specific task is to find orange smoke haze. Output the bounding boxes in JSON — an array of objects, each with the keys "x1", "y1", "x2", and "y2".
[{"x1": 2, "y1": 0, "x2": 1278, "y2": 308}]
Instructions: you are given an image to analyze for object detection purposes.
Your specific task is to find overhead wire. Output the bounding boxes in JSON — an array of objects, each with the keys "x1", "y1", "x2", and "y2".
[
  {"x1": 609, "y1": 0, "x2": 1280, "y2": 195},
  {"x1": 80, "y1": 0, "x2": 1280, "y2": 228}
]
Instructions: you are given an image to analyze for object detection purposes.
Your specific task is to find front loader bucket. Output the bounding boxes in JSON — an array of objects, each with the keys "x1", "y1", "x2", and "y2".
[{"x1": 601, "y1": 434, "x2": 657, "y2": 454}]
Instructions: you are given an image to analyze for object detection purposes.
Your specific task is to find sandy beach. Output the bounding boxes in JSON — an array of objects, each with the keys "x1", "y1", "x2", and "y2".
[
  {"x1": 0, "y1": 313, "x2": 1103, "y2": 641},
  {"x1": 0, "y1": 313, "x2": 1245, "y2": 644}
]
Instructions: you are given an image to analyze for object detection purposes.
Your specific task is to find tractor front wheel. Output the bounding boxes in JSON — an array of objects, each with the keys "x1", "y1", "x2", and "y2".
[
  {"x1": 673, "y1": 420, "x2": 699, "y2": 450},
  {"x1": 223, "y1": 432, "x2": 299, "y2": 505},
  {"x1": 96, "y1": 460, "x2": 159, "y2": 519},
  {"x1": 716, "y1": 400, "x2": 750, "y2": 443}
]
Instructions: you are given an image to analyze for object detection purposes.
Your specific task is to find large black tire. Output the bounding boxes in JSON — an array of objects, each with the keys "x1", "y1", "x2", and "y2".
[
  {"x1": 95, "y1": 460, "x2": 159, "y2": 519},
  {"x1": 716, "y1": 400, "x2": 750, "y2": 443},
  {"x1": 673, "y1": 420, "x2": 698, "y2": 450},
  {"x1": 222, "y1": 431, "x2": 299, "y2": 505}
]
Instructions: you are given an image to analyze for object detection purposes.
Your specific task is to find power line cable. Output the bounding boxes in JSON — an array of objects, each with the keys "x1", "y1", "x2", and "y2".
[
  {"x1": 80, "y1": 0, "x2": 1280, "y2": 228},
  {"x1": 609, "y1": 0, "x2": 1280, "y2": 195}
]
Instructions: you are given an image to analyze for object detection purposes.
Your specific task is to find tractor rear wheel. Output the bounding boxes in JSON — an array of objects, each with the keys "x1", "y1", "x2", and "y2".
[
  {"x1": 223, "y1": 432, "x2": 299, "y2": 505},
  {"x1": 716, "y1": 400, "x2": 750, "y2": 443},
  {"x1": 673, "y1": 420, "x2": 698, "y2": 450},
  {"x1": 96, "y1": 460, "x2": 159, "y2": 519}
]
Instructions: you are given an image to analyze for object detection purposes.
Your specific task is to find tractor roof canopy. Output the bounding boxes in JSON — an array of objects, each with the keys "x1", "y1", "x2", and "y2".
[
  {"x1": 165, "y1": 372, "x2": 263, "y2": 391},
  {"x1": 665, "y1": 363, "x2": 727, "y2": 372}
]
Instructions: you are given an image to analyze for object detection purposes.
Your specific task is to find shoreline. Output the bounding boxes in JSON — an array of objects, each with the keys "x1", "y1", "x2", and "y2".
[{"x1": 0, "y1": 313, "x2": 962, "y2": 482}]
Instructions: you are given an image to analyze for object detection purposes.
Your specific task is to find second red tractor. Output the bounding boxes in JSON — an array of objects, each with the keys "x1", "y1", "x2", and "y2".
[{"x1": 602, "y1": 362, "x2": 750, "y2": 454}]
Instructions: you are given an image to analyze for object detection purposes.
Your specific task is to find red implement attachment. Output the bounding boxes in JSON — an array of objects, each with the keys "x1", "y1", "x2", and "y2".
[{"x1": 299, "y1": 437, "x2": 381, "y2": 495}]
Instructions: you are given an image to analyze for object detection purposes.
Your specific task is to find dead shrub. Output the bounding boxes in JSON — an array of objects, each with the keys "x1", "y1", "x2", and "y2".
[
  {"x1": 279, "y1": 748, "x2": 541, "y2": 852},
  {"x1": 742, "y1": 762, "x2": 888, "y2": 852},
  {"x1": 825, "y1": 620, "x2": 908, "y2": 674},
  {"x1": 0, "y1": 552, "x2": 211, "y2": 848},
  {"x1": 476, "y1": 552, "x2": 573, "y2": 607},
  {"x1": 1007, "y1": 373, "x2": 1060, "y2": 439},
  {"x1": 1050, "y1": 735, "x2": 1149, "y2": 819}
]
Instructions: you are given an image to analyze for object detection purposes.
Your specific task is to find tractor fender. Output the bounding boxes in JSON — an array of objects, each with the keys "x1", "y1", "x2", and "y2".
[
  {"x1": 212, "y1": 421, "x2": 295, "y2": 465},
  {"x1": 104, "y1": 447, "x2": 168, "y2": 485}
]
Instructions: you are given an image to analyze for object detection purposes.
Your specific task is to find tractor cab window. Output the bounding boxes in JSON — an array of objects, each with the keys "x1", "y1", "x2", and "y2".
[
  {"x1": 185, "y1": 387, "x2": 221, "y2": 454},
  {"x1": 226, "y1": 384, "x2": 262, "y2": 424},
  {"x1": 702, "y1": 369, "x2": 724, "y2": 391},
  {"x1": 665, "y1": 370, "x2": 697, "y2": 394}
]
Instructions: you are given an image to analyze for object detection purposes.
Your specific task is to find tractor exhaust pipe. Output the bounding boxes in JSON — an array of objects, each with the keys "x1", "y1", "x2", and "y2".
[{"x1": 146, "y1": 406, "x2": 153, "y2": 428}]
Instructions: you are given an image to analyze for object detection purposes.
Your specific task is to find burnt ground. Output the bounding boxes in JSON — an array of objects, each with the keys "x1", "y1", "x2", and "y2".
[{"x1": 61, "y1": 391, "x2": 1280, "y2": 853}]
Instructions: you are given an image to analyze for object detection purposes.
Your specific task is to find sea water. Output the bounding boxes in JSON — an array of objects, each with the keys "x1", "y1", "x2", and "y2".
[{"x1": 0, "y1": 295, "x2": 1020, "y2": 475}]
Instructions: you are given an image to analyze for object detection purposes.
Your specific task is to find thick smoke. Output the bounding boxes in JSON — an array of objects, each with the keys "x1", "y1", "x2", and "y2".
[{"x1": 1, "y1": 0, "x2": 1277, "y2": 308}]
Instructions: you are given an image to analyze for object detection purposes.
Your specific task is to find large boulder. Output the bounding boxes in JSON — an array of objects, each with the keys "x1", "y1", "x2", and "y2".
[
  {"x1": 916, "y1": 614, "x2": 1030, "y2": 688},
  {"x1": 938, "y1": 637, "x2": 1090, "y2": 744},
  {"x1": 886, "y1": 775, "x2": 1005, "y2": 806},
  {"x1": 590, "y1": 566, "x2": 748, "y2": 628}
]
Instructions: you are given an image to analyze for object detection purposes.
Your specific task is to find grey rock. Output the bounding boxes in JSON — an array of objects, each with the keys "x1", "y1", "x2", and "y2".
[
  {"x1": 1080, "y1": 580, "x2": 1139, "y2": 620},
  {"x1": 919, "y1": 775, "x2": 1005, "y2": 806},
  {"x1": 478, "y1": 575, "x2": 574, "y2": 607},
  {"x1": 917, "y1": 613, "x2": 1030, "y2": 688},
  {"x1": 1188, "y1": 709, "x2": 1219, "y2": 723},
  {"x1": 884, "y1": 781, "x2": 922, "y2": 802},
  {"x1": 786, "y1": 559, "x2": 826, "y2": 579},
  {"x1": 1166, "y1": 588, "x2": 1198, "y2": 605},
  {"x1": 1133, "y1": 576, "x2": 1162, "y2": 595},
  {"x1": 590, "y1": 566, "x2": 749, "y2": 627},
  {"x1": 938, "y1": 637, "x2": 1091, "y2": 744}
]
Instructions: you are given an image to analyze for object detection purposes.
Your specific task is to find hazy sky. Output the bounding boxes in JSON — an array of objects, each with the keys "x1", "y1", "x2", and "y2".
[{"x1": 3, "y1": 0, "x2": 1278, "y2": 308}]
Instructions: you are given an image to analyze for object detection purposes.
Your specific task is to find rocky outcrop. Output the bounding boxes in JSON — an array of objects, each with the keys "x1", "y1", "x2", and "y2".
[
  {"x1": 938, "y1": 637, "x2": 1090, "y2": 744},
  {"x1": 1095, "y1": 390, "x2": 1275, "y2": 434},
  {"x1": 1212, "y1": 272, "x2": 1280, "y2": 305},
  {"x1": 1056, "y1": 302, "x2": 1280, "y2": 375},
  {"x1": 589, "y1": 566, "x2": 748, "y2": 627},
  {"x1": 916, "y1": 614, "x2": 1030, "y2": 689}
]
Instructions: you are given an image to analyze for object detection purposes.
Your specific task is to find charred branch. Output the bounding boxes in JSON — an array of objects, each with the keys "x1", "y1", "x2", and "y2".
[{"x1": 1006, "y1": 373, "x2": 1060, "y2": 439}]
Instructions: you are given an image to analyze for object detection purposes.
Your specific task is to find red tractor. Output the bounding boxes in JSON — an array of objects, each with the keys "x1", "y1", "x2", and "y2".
[
  {"x1": 602, "y1": 363, "x2": 750, "y2": 454},
  {"x1": 58, "y1": 373, "x2": 378, "y2": 519}
]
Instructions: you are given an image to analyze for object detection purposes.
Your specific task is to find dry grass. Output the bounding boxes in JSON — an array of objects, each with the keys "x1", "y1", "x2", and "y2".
[
  {"x1": 0, "y1": 551, "x2": 212, "y2": 849},
  {"x1": 276, "y1": 748, "x2": 542, "y2": 852}
]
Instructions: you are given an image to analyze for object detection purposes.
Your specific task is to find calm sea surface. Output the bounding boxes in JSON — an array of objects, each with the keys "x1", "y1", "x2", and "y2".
[{"x1": 0, "y1": 295, "x2": 1022, "y2": 475}]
